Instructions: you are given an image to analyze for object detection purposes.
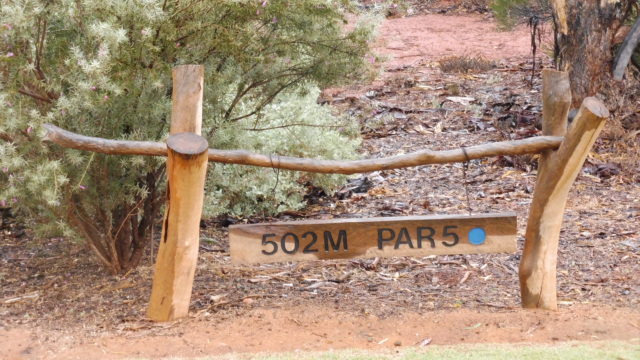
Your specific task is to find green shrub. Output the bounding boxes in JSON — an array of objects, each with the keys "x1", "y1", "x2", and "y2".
[
  {"x1": 0, "y1": 0, "x2": 376, "y2": 273},
  {"x1": 491, "y1": 0, "x2": 550, "y2": 28},
  {"x1": 207, "y1": 85, "x2": 361, "y2": 217}
]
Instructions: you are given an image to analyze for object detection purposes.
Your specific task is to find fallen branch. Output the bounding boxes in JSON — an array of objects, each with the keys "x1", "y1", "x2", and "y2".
[
  {"x1": 613, "y1": 16, "x2": 640, "y2": 81},
  {"x1": 43, "y1": 123, "x2": 563, "y2": 175}
]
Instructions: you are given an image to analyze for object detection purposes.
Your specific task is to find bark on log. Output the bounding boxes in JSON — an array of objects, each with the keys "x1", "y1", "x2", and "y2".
[
  {"x1": 43, "y1": 124, "x2": 167, "y2": 156},
  {"x1": 147, "y1": 133, "x2": 209, "y2": 321},
  {"x1": 43, "y1": 123, "x2": 564, "y2": 175},
  {"x1": 520, "y1": 97, "x2": 608, "y2": 310}
]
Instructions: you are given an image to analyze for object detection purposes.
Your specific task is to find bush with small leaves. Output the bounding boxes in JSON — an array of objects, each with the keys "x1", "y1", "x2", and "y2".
[{"x1": 0, "y1": 0, "x2": 376, "y2": 273}]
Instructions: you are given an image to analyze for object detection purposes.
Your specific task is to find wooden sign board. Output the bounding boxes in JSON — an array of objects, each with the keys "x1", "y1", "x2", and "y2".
[{"x1": 230, "y1": 213, "x2": 517, "y2": 264}]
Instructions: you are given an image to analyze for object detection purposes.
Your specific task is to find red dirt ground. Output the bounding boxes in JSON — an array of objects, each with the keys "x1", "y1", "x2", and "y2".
[
  {"x1": 375, "y1": 13, "x2": 533, "y2": 69},
  {"x1": 2, "y1": 305, "x2": 640, "y2": 359}
]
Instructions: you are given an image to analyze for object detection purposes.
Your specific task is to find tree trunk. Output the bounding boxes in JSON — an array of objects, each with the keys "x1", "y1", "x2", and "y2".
[{"x1": 552, "y1": 0, "x2": 629, "y2": 107}]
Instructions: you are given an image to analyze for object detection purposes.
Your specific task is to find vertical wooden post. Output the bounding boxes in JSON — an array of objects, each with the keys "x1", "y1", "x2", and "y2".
[
  {"x1": 147, "y1": 65, "x2": 207, "y2": 321},
  {"x1": 148, "y1": 134, "x2": 208, "y2": 321},
  {"x1": 518, "y1": 70, "x2": 570, "y2": 310},
  {"x1": 535, "y1": 70, "x2": 572, "y2": 203},
  {"x1": 520, "y1": 84, "x2": 608, "y2": 311},
  {"x1": 170, "y1": 65, "x2": 204, "y2": 135},
  {"x1": 541, "y1": 70, "x2": 572, "y2": 139}
]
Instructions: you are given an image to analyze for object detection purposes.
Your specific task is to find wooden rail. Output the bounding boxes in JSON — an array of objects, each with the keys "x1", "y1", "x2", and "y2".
[
  {"x1": 40, "y1": 65, "x2": 610, "y2": 317},
  {"x1": 43, "y1": 123, "x2": 563, "y2": 174}
]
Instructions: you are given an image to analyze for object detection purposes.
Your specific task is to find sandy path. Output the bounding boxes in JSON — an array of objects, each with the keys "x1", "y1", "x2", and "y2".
[
  {"x1": 2, "y1": 304, "x2": 639, "y2": 359},
  {"x1": 375, "y1": 14, "x2": 534, "y2": 68}
]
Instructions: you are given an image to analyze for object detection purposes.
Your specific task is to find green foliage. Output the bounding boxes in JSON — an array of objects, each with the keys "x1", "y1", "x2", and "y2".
[
  {"x1": 0, "y1": 0, "x2": 375, "y2": 272},
  {"x1": 491, "y1": 0, "x2": 527, "y2": 27},
  {"x1": 491, "y1": 0, "x2": 550, "y2": 28},
  {"x1": 207, "y1": 86, "x2": 360, "y2": 217}
]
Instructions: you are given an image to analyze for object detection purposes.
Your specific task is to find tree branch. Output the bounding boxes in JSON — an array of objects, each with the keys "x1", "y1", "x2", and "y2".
[
  {"x1": 244, "y1": 122, "x2": 349, "y2": 132},
  {"x1": 226, "y1": 75, "x2": 305, "y2": 123},
  {"x1": 18, "y1": 88, "x2": 53, "y2": 103},
  {"x1": 613, "y1": 16, "x2": 640, "y2": 81}
]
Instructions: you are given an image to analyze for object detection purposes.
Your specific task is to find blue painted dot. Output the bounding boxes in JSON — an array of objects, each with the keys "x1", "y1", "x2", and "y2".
[{"x1": 468, "y1": 227, "x2": 486, "y2": 245}]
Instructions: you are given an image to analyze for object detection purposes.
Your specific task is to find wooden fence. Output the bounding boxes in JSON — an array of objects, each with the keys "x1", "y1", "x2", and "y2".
[{"x1": 43, "y1": 65, "x2": 608, "y2": 321}]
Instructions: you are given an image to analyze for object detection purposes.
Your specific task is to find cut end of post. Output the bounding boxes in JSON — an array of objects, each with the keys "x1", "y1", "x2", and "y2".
[
  {"x1": 42, "y1": 123, "x2": 55, "y2": 141},
  {"x1": 581, "y1": 97, "x2": 610, "y2": 119},
  {"x1": 167, "y1": 133, "x2": 209, "y2": 155}
]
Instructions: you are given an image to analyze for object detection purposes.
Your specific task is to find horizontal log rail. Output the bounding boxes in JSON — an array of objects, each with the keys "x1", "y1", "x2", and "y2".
[{"x1": 43, "y1": 123, "x2": 563, "y2": 175}]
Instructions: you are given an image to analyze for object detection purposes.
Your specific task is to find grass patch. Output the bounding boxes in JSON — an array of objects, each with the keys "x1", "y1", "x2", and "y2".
[
  {"x1": 439, "y1": 56, "x2": 497, "y2": 73},
  {"x1": 142, "y1": 340, "x2": 640, "y2": 360}
]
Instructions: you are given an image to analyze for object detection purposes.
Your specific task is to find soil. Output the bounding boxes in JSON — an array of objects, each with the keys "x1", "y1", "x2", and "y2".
[
  {"x1": 374, "y1": 13, "x2": 534, "y2": 69},
  {"x1": 2, "y1": 305, "x2": 640, "y2": 359},
  {"x1": 2, "y1": 4, "x2": 640, "y2": 360}
]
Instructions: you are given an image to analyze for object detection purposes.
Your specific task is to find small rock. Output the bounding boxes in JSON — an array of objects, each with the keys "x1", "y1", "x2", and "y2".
[
  {"x1": 595, "y1": 163, "x2": 620, "y2": 179},
  {"x1": 393, "y1": 340, "x2": 402, "y2": 346},
  {"x1": 209, "y1": 294, "x2": 225, "y2": 302},
  {"x1": 446, "y1": 96, "x2": 476, "y2": 106},
  {"x1": 620, "y1": 239, "x2": 640, "y2": 251},
  {"x1": 392, "y1": 111, "x2": 407, "y2": 120},
  {"x1": 243, "y1": 298, "x2": 255, "y2": 304}
]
